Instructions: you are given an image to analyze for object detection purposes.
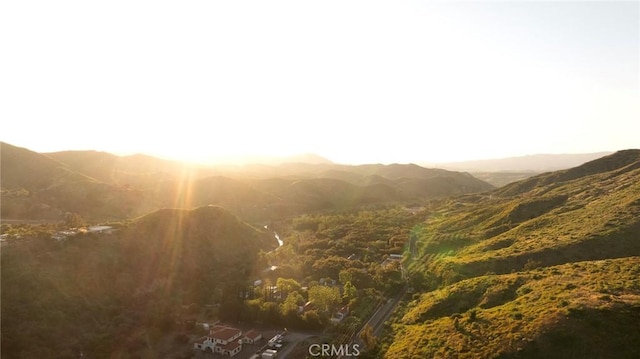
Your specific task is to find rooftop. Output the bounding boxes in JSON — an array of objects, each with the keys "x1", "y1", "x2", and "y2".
[
  {"x1": 244, "y1": 329, "x2": 261, "y2": 339},
  {"x1": 210, "y1": 326, "x2": 242, "y2": 341}
]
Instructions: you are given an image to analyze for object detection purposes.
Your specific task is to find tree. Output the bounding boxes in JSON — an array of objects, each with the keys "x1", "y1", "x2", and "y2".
[
  {"x1": 360, "y1": 324, "x2": 378, "y2": 351},
  {"x1": 64, "y1": 212, "x2": 85, "y2": 228},
  {"x1": 280, "y1": 291, "x2": 304, "y2": 317},
  {"x1": 276, "y1": 278, "x2": 301, "y2": 294},
  {"x1": 339, "y1": 269, "x2": 353, "y2": 285},
  {"x1": 409, "y1": 271, "x2": 437, "y2": 291},
  {"x1": 343, "y1": 281, "x2": 357, "y2": 301},
  {"x1": 308, "y1": 285, "x2": 341, "y2": 313}
]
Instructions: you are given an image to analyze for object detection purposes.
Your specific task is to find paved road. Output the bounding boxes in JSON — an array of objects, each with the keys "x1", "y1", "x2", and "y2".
[
  {"x1": 368, "y1": 287, "x2": 406, "y2": 338},
  {"x1": 344, "y1": 287, "x2": 407, "y2": 356},
  {"x1": 276, "y1": 331, "x2": 316, "y2": 359}
]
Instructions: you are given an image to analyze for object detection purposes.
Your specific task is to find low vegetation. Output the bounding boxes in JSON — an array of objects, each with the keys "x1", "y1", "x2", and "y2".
[
  {"x1": 385, "y1": 258, "x2": 640, "y2": 358},
  {"x1": 377, "y1": 150, "x2": 640, "y2": 358}
]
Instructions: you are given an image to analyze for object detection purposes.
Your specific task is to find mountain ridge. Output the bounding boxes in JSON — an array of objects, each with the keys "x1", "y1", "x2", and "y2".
[
  {"x1": 429, "y1": 151, "x2": 614, "y2": 172},
  {"x1": 1, "y1": 141, "x2": 493, "y2": 221},
  {"x1": 494, "y1": 149, "x2": 640, "y2": 197}
]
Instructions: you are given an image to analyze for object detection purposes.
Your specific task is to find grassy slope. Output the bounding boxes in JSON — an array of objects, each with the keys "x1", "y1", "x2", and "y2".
[
  {"x1": 387, "y1": 258, "x2": 640, "y2": 359},
  {"x1": 410, "y1": 151, "x2": 640, "y2": 280},
  {"x1": 385, "y1": 150, "x2": 640, "y2": 358}
]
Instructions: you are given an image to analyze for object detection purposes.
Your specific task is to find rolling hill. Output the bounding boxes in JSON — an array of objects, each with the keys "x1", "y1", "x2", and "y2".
[
  {"x1": 429, "y1": 152, "x2": 614, "y2": 187},
  {"x1": 0, "y1": 142, "x2": 97, "y2": 190},
  {"x1": 44, "y1": 150, "x2": 184, "y2": 187},
  {"x1": 1, "y1": 205, "x2": 277, "y2": 358},
  {"x1": 387, "y1": 258, "x2": 640, "y2": 358},
  {"x1": 384, "y1": 149, "x2": 640, "y2": 358},
  {"x1": 1, "y1": 142, "x2": 147, "y2": 219},
  {"x1": 1, "y1": 142, "x2": 493, "y2": 221}
]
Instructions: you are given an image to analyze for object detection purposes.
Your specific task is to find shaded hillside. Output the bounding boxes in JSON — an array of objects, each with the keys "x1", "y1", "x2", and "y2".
[
  {"x1": 1, "y1": 142, "x2": 95, "y2": 190},
  {"x1": 43, "y1": 149, "x2": 480, "y2": 187},
  {"x1": 1, "y1": 142, "x2": 146, "y2": 219},
  {"x1": 3, "y1": 142, "x2": 493, "y2": 221},
  {"x1": 280, "y1": 178, "x2": 399, "y2": 209},
  {"x1": 154, "y1": 175, "x2": 281, "y2": 211},
  {"x1": 393, "y1": 176, "x2": 488, "y2": 198},
  {"x1": 345, "y1": 163, "x2": 453, "y2": 180},
  {"x1": 239, "y1": 164, "x2": 491, "y2": 213},
  {"x1": 124, "y1": 206, "x2": 277, "y2": 289},
  {"x1": 45, "y1": 150, "x2": 184, "y2": 187},
  {"x1": 1, "y1": 206, "x2": 276, "y2": 358},
  {"x1": 220, "y1": 161, "x2": 494, "y2": 191},
  {"x1": 152, "y1": 176, "x2": 402, "y2": 218}
]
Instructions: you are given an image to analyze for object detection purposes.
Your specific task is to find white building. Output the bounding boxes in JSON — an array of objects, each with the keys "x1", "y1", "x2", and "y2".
[
  {"x1": 87, "y1": 225, "x2": 114, "y2": 234},
  {"x1": 193, "y1": 325, "x2": 244, "y2": 357}
]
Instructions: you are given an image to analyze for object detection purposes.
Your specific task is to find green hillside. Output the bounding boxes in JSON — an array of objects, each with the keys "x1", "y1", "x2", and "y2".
[
  {"x1": 407, "y1": 150, "x2": 640, "y2": 282},
  {"x1": 386, "y1": 258, "x2": 640, "y2": 358},
  {"x1": 382, "y1": 150, "x2": 640, "y2": 358}
]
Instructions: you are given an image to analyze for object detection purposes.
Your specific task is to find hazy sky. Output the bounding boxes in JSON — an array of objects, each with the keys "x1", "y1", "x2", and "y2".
[{"x1": 2, "y1": 0, "x2": 638, "y2": 164}]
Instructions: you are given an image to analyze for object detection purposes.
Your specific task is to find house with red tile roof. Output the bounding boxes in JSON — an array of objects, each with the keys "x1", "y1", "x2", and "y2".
[
  {"x1": 193, "y1": 336, "x2": 216, "y2": 353},
  {"x1": 210, "y1": 326, "x2": 243, "y2": 344},
  {"x1": 193, "y1": 325, "x2": 244, "y2": 357},
  {"x1": 242, "y1": 329, "x2": 263, "y2": 344},
  {"x1": 220, "y1": 341, "x2": 242, "y2": 357}
]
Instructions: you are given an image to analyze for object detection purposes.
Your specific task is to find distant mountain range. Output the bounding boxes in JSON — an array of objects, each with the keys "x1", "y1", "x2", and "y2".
[
  {"x1": 423, "y1": 152, "x2": 615, "y2": 187},
  {"x1": 204, "y1": 152, "x2": 334, "y2": 166},
  {"x1": 428, "y1": 152, "x2": 614, "y2": 172},
  {"x1": 1, "y1": 142, "x2": 493, "y2": 221}
]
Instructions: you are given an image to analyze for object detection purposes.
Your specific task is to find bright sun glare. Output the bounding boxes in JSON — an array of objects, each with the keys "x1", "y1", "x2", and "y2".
[{"x1": 1, "y1": 1, "x2": 638, "y2": 164}]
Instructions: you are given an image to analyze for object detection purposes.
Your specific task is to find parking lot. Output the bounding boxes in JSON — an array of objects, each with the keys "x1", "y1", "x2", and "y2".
[{"x1": 192, "y1": 328, "x2": 318, "y2": 359}]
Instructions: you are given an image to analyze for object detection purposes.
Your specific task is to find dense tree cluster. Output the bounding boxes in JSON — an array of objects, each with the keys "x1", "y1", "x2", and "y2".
[{"x1": 239, "y1": 206, "x2": 421, "y2": 329}]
